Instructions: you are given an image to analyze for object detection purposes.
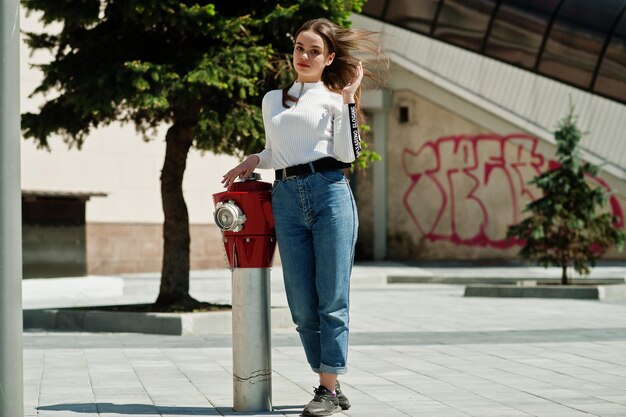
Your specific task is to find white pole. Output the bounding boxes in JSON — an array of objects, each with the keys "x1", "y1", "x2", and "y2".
[
  {"x1": 231, "y1": 268, "x2": 272, "y2": 411},
  {"x1": 0, "y1": 0, "x2": 24, "y2": 415}
]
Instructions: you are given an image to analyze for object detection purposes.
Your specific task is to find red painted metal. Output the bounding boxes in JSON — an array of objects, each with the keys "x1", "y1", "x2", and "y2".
[{"x1": 212, "y1": 180, "x2": 276, "y2": 269}]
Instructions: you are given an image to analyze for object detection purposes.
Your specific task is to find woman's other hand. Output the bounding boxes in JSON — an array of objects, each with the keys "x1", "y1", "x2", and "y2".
[
  {"x1": 342, "y1": 61, "x2": 363, "y2": 104},
  {"x1": 221, "y1": 155, "x2": 260, "y2": 188}
]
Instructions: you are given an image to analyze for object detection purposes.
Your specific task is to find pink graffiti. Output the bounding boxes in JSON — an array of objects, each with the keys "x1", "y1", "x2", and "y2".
[
  {"x1": 403, "y1": 134, "x2": 624, "y2": 249},
  {"x1": 403, "y1": 134, "x2": 542, "y2": 248}
]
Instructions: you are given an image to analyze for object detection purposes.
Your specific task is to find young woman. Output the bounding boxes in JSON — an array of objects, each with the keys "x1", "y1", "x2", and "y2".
[{"x1": 222, "y1": 18, "x2": 378, "y2": 416}]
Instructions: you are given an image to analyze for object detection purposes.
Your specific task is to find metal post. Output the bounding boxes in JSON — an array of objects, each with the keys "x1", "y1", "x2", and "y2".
[
  {"x1": 231, "y1": 268, "x2": 272, "y2": 411},
  {"x1": 372, "y1": 108, "x2": 389, "y2": 260},
  {"x1": 0, "y1": 0, "x2": 24, "y2": 416}
]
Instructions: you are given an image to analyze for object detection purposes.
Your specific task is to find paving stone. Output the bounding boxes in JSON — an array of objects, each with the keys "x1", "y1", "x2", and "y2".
[{"x1": 20, "y1": 265, "x2": 626, "y2": 417}]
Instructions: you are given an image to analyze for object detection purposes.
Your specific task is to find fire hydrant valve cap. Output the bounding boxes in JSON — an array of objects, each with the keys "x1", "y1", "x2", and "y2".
[{"x1": 214, "y1": 200, "x2": 246, "y2": 232}]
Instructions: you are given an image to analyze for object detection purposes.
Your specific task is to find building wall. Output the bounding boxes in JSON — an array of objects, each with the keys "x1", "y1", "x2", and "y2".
[
  {"x1": 377, "y1": 70, "x2": 626, "y2": 261},
  {"x1": 86, "y1": 223, "x2": 227, "y2": 274},
  {"x1": 352, "y1": 12, "x2": 626, "y2": 262}
]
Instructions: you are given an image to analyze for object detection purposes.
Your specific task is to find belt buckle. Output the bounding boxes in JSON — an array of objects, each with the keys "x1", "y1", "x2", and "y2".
[{"x1": 282, "y1": 168, "x2": 297, "y2": 181}]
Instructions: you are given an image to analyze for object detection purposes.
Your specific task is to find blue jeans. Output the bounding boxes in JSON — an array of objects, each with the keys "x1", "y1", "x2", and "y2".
[{"x1": 271, "y1": 170, "x2": 358, "y2": 375}]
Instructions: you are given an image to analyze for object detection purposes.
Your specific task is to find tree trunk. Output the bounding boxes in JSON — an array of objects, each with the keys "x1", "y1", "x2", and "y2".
[
  {"x1": 561, "y1": 264, "x2": 568, "y2": 285},
  {"x1": 154, "y1": 109, "x2": 199, "y2": 310}
]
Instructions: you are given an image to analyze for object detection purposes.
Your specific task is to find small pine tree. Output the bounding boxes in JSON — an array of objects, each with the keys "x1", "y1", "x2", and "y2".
[{"x1": 507, "y1": 107, "x2": 625, "y2": 284}]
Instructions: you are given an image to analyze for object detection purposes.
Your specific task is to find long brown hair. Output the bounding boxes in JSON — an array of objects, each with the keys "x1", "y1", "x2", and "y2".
[{"x1": 281, "y1": 18, "x2": 384, "y2": 111}]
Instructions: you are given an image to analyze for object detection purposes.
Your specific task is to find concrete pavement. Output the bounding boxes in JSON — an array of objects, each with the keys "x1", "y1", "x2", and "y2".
[{"x1": 21, "y1": 263, "x2": 626, "y2": 416}]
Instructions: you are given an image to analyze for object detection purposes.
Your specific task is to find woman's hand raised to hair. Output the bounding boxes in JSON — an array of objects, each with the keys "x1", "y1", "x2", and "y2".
[
  {"x1": 342, "y1": 61, "x2": 363, "y2": 104},
  {"x1": 221, "y1": 155, "x2": 260, "y2": 188}
]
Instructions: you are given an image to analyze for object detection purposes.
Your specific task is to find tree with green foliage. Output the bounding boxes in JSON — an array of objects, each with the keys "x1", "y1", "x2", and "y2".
[
  {"x1": 507, "y1": 108, "x2": 625, "y2": 284},
  {"x1": 22, "y1": 0, "x2": 367, "y2": 310}
]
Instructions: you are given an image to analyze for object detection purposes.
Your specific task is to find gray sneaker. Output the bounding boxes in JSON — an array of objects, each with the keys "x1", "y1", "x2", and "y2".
[
  {"x1": 335, "y1": 381, "x2": 351, "y2": 410},
  {"x1": 302, "y1": 385, "x2": 341, "y2": 416}
]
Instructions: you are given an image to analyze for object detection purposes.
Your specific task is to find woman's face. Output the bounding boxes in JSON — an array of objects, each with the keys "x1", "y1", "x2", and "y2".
[{"x1": 293, "y1": 30, "x2": 335, "y2": 83}]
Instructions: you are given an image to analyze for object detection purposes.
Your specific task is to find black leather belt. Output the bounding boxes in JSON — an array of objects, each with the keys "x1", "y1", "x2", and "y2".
[{"x1": 275, "y1": 157, "x2": 351, "y2": 180}]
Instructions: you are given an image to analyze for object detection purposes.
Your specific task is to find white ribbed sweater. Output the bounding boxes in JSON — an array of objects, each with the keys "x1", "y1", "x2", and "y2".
[{"x1": 254, "y1": 81, "x2": 361, "y2": 170}]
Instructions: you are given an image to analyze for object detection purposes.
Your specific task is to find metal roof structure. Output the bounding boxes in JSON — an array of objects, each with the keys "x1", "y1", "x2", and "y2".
[{"x1": 362, "y1": 0, "x2": 626, "y2": 105}]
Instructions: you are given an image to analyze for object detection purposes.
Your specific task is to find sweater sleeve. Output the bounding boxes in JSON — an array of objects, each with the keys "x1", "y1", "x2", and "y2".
[
  {"x1": 254, "y1": 93, "x2": 273, "y2": 169},
  {"x1": 333, "y1": 102, "x2": 362, "y2": 163}
]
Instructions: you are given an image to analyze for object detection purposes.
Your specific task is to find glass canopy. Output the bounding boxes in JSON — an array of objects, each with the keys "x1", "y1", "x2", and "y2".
[{"x1": 362, "y1": 0, "x2": 626, "y2": 104}]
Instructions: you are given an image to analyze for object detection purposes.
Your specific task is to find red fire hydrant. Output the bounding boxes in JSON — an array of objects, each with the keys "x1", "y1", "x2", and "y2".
[{"x1": 212, "y1": 173, "x2": 276, "y2": 412}]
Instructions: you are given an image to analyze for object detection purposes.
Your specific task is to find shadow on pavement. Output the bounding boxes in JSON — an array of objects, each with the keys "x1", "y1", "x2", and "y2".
[{"x1": 38, "y1": 402, "x2": 303, "y2": 415}]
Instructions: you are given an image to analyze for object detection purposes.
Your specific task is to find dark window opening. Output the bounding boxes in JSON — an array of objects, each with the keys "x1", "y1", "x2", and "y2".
[
  {"x1": 22, "y1": 195, "x2": 90, "y2": 278},
  {"x1": 22, "y1": 197, "x2": 85, "y2": 226},
  {"x1": 399, "y1": 106, "x2": 410, "y2": 123}
]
